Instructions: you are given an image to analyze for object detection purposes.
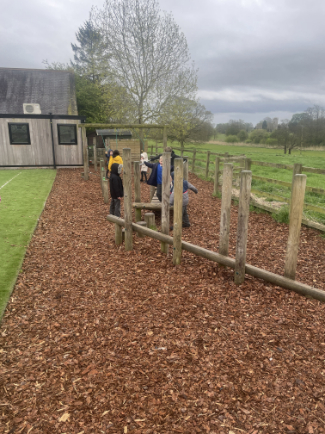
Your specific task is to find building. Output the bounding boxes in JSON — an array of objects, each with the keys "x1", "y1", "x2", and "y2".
[{"x1": 0, "y1": 68, "x2": 86, "y2": 168}]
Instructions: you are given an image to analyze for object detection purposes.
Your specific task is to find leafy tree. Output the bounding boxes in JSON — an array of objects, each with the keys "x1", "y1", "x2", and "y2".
[
  {"x1": 237, "y1": 129, "x2": 248, "y2": 142},
  {"x1": 94, "y1": 0, "x2": 197, "y2": 124},
  {"x1": 249, "y1": 129, "x2": 269, "y2": 144},
  {"x1": 160, "y1": 98, "x2": 213, "y2": 147},
  {"x1": 71, "y1": 16, "x2": 109, "y2": 82}
]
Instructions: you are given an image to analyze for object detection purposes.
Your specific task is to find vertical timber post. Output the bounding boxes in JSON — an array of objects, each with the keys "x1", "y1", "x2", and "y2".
[
  {"x1": 82, "y1": 126, "x2": 89, "y2": 180},
  {"x1": 93, "y1": 137, "x2": 97, "y2": 171},
  {"x1": 134, "y1": 161, "x2": 141, "y2": 222},
  {"x1": 284, "y1": 174, "x2": 307, "y2": 280},
  {"x1": 173, "y1": 158, "x2": 183, "y2": 265},
  {"x1": 234, "y1": 170, "x2": 252, "y2": 285},
  {"x1": 102, "y1": 179, "x2": 109, "y2": 203},
  {"x1": 219, "y1": 163, "x2": 233, "y2": 256},
  {"x1": 213, "y1": 157, "x2": 220, "y2": 196},
  {"x1": 183, "y1": 157, "x2": 189, "y2": 181},
  {"x1": 144, "y1": 212, "x2": 155, "y2": 229},
  {"x1": 115, "y1": 223, "x2": 123, "y2": 245},
  {"x1": 192, "y1": 150, "x2": 196, "y2": 173},
  {"x1": 123, "y1": 148, "x2": 133, "y2": 251},
  {"x1": 161, "y1": 151, "x2": 171, "y2": 254},
  {"x1": 205, "y1": 151, "x2": 210, "y2": 178},
  {"x1": 163, "y1": 126, "x2": 167, "y2": 150},
  {"x1": 245, "y1": 158, "x2": 252, "y2": 171}
]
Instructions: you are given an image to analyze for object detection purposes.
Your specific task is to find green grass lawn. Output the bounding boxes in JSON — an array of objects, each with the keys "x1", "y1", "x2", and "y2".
[{"x1": 0, "y1": 169, "x2": 56, "y2": 318}]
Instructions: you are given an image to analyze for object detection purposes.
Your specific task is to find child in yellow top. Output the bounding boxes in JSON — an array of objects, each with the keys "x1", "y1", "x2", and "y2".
[{"x1": 108, "y1": 150, "x2": 123, "y2": 172}]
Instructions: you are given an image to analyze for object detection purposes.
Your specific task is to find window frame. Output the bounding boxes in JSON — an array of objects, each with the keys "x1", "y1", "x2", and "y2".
[
  {"x1": 57, "y1": 123, "x2": 78, "y2": 145},
  {"x1": 8, "y1": 122, "x2": 31, "y2": 145}
]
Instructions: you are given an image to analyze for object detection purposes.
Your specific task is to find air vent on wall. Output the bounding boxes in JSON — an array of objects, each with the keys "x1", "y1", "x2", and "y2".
[{"x1": 23, "y1": 103, "x2": 41, "y2": 114}]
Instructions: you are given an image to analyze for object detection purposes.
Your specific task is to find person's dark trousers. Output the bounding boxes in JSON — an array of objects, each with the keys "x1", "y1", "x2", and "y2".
[
  {"x1": 141, "y1": 171, "x2": 148, "y2": 182},
  {"x1": 110, "y1": 198, "x2": 121, "y2": 217},
  {"x1": 157, "y1": 183, "x2": 162, "y2": 202},
  {"x1": 182, "y1": 206, "x2": 190, "y2": 227}
]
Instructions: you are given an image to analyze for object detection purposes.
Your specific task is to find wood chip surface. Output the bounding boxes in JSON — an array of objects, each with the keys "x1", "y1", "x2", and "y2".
[{"x1": 1, "y1": 168, "x2": 325, "y2": 434}]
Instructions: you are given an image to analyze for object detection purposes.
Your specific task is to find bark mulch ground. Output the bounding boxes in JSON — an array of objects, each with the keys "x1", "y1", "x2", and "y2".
[{"x1": 1, "y1": 168, "x2": 325, "y2": 434}]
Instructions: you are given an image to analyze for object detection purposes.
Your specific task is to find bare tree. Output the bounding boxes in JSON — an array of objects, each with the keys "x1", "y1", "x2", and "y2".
[{"x1": 94, "y1": 0, "x2": 197, "y2": 124}]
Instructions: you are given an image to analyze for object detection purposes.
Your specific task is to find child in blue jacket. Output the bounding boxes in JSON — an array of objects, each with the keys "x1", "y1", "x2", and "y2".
[{"x1": 170, "y1": 172, "x2": 198, "y2": 228}]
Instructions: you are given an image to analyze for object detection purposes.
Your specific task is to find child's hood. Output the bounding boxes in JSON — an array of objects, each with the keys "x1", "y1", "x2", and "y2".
[{"x1": 141, "y1": 152, "x2": 148, "y2": 160}]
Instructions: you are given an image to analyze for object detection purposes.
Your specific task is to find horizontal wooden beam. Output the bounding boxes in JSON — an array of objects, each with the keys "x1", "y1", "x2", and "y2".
[
  {"x1": 78, "y1": 123, "x2": 165, "y2": 129},
  {"x1": 106, "y1": 215, "x2": 325, "y2": 302},
  {"x1": 132, "y1": 202, "x2": 173, "y2": 210}
]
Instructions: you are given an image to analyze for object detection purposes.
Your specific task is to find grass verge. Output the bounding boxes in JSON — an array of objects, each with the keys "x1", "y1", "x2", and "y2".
[{"x1": 0, "y1": 169, "x2": 56, "y2": 319}]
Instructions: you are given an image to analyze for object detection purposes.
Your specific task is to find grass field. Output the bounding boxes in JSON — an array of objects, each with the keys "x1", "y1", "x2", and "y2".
[
  {"x1": 149, "y1": 140, "x2": 325, "y2": 224},
  {"x1": 0, "y1": 169, "x2": 56, "y2": 318}
]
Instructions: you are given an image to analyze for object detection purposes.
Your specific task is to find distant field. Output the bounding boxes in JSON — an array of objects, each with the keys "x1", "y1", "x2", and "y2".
[{"x1": 0, "y1": 169, "x2": 56, "y2": 318}]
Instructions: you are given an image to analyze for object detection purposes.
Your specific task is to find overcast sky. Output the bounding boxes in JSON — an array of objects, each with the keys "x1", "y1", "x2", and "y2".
[{"x1": 1, "y1": 0, "x2": 325, "y2": 126}]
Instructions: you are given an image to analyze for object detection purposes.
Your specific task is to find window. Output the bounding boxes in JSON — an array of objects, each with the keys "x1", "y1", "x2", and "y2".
[
  {"x1": 57, "y1": 124, "x2": 77, "y2": 145},
  {"x1": 8, "y1": 123, "x2": 31, "y2": 144}
]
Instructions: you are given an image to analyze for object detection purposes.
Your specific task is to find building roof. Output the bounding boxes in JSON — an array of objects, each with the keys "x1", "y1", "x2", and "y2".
[
  {"x1": 96, "y1": 129, "x2": 132, "y2": 137},
  {"x1": 0, "y1": 68, "x2": 78, "y2": 115}
]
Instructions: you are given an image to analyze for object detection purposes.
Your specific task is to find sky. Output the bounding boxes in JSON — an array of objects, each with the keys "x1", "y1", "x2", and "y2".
[{"x1": 1, "y1": 0, "x2": 325, "y2": 126}]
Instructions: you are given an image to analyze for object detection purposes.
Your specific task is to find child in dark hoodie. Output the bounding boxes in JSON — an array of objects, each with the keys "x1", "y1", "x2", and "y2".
[{"x1": 109, "y1": 163, "x2": 124, "y2": 217}]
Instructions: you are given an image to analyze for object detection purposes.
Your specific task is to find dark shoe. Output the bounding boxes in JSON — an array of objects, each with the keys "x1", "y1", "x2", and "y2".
[
  {"x1": 170, "y1": 226, "x2": 173, "y2": 231},
  {"x1": 182, "y1": 223, "x2": 191, "y2": 228}
]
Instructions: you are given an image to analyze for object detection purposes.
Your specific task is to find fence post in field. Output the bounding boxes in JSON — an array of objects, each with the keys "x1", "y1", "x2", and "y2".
[
  {"x1": 102, "y1": 178, "x2": 109, "y2": 204},
  {"x1": 219, "y1": 163, "x2": 233, "y2": 256},
  {"x1": 123, "y1": 148, "x2": 133, "y2": 251},
  {"x1": 134, "y1": 161, "x2": 141, "y2": 222},
  {"x1": 234, "y1": 170, "x2": 252, "y2": 285},
  {"x1": 82, "y1": 127, "x2": 89, "y2": 180},
  {"x1": 161, "y1": 152, "x2": 171, "y2": 254},
  {"x1": 93, "y1": 137, "x2": 97, "y2": 171},
  {"x1": 245, "y1": 158, "x2": 252, "y2": 171},
  {"x1": 205, "y1": 151, "x2": 210, "y2": 178},
  {"x1": 213, "y1": 157, "x2": 220, "y2": 196},
  {"x1": 192, "y1": 150, "x2": 196, "y2": 172},
  {"x1": 181, "y1": 144, "x2": 184, "y2": 158},
  {"x1": 183, "y1": 157, "x2": 189, "y2": 181},
  {"x1": 284, "y1": 174, "x2": 307, "y2": 280},
  {"x1": 173, "y1": 158, "x2": 183, "y2": 265},
  {"x1": 144, "y1": 212, "x2": 155, "y2": 229}
]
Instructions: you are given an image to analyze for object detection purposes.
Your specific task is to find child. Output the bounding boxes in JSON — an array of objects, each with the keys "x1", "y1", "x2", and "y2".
[
  {"x1": 108, "y1": 149, "x2": 123, "y2": 172},
  {"x1": 140, "y1": 151, "x2": 149, "y2": 182},
  {"x1": 144, "y1": 155, "x2": 163, "y2": 201},
  {"x1": 170, "y1": 172, "x2": 198, "y2": 228},
  {"x1": 109, "y1": 163, "x2": 124, "y2": 217}
]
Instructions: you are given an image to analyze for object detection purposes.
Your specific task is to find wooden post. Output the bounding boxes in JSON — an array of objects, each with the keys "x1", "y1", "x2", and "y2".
[
  {"x1": 144, "y1": 212, "x2": 155, "y2": 229},
  {"x1": 102, "y1": 179, "x2": 109, "y2": 203},
  {"x1": 245, "y1": 158, "x2": 252, "y2": 171},
  {"x1": 173, "y1": 158, "x2": 183, "y2": 265},
  {"x1": 161, "y1": 151, "x2": 171, "y2": 254},
  {"x1": 213, "y1": 157, "x2": 220, "y2": 196},
  {"x1": 234, "y1": 170, "x2": 252, "y2": 285},
  {"x1": 100, "y1": 164, "x2": 105, "y2": 195},
  {"x1": 82, "y1": 126, "x2": 89, "y2": 180},
  {"x1": 136, "y1": 221, "x2": 147, "y2": 237},
  {"x1": 183, "y1": 157, "x2": 189, "y2": 181},
  {"x1": 155, "y1": 140, "x2": 158, "y2": 154},
  {"x1": 93, "y1": 137, "x2": 97, "y2": 171},
  {"x1": 284, "y1": 174, "x2": 307, "y2": 280},
  {"x1": 163, "y1": 126, "x2": 167, "y2": 150},
  {"x1": 123, "y1": 148, "x2": 133, "y2": 251},
  {"x1": 115, "y1": 223, "x2": 123, "y2": 245},
  {"x1": 219, "y1": 163, "x2": 233, "y2": 256},
  {"x1": 134, "y1": 162, "x2": 141, "y2": 222},
  {"x1": 192, "y1": 149, "x2": 196, "y2": 173},
  {"x1": 205, "y1": 151, "x2": 210, "y2": 178}
]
